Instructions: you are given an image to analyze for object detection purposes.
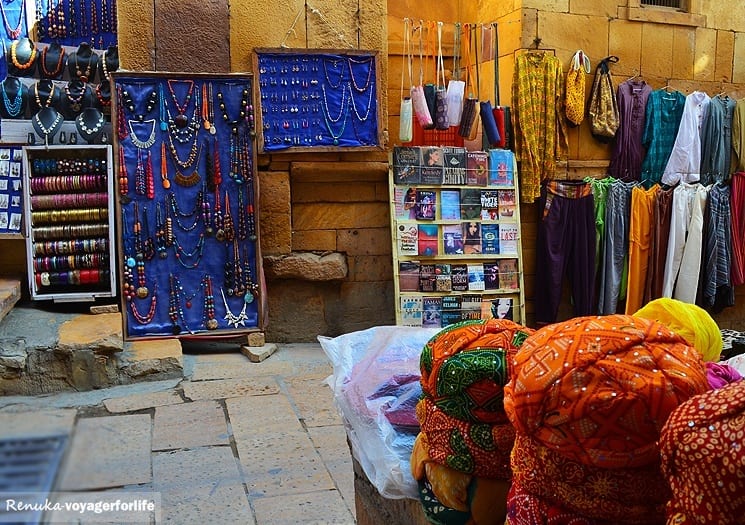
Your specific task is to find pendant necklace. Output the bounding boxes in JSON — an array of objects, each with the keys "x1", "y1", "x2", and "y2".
[
  {"x1": 132, "y1": 201, "x2": 149, "y2": 298},
  {"x1": 322, "y1": 58, "x2": 344, "y2": 89},
  {"x1": 321, "y1": 84, "x2": 347, "y2": 123},
  {"x1": 121, "y1": 208, "x2": 137, "y2": 301},
  {"x1": 65, "y1": 82, "x2": 86, "y2": 113},
  {"x1": 166, "y1": 79, "x2": 195, "y2": 129},
  {"x1": 220, "y1": 287, "x2": 248, "y2": 328},
  {"x1": 73, "y1": 50, "x2": 93, "y2": 83},
  {"x1": 129, "y1": 282, "x2": 158, "y2": 325},
  {"x1": 242, "y1": 246, "x2": 259, "y2": 303},
  {"x1": 34, "y1": 81, "x2": 55, "y2": 108},
  {"x1": 0, "y1": 0, "x2": 24, "y2": 40},
  {"x1": 203, "y1": 275, "x2": 218, "y2": 330},
  {"x1": 168, "y1": 273, "x2": 192, "y2": 335},
  {"x1": 128, "y1": 118, "x2": 158, "y2": 150},
  {"x1": 173, "y1": 145, "x2": 203, "y2": 188},
  {"x1": 32, "y1": 108, "x2": 63, "y2": 138},
  {"x1": 166, "y1": 130, "x2": 199, "y2": 170},
  {"x1": 160, "y1": 142, "x2": 171, "y2": 189},
  {"x1": 213, "y1": 188, "x2": 225, "y2": 241}
]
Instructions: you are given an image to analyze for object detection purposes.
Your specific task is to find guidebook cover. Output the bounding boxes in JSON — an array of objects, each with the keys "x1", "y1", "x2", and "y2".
[
  {"x1": 393, "y1": 146, "x2": 422, "y2": 184},
  {"x1": 488, "y1": 149, "x2": 514, "y2": 186}
]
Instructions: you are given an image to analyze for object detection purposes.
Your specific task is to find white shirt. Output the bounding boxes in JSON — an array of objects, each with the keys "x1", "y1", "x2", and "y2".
[{"x1": 661, "y1": 91, "x2": 711, "y2": 186}]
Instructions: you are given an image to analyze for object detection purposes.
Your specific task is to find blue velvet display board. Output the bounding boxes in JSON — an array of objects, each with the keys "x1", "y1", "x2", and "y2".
[
  {"x1": 254, "y1": 48, "x2": 381, "y2": 152},
  {"x1": 114, "y1": 73, "x2": 263, "y2": 340}
]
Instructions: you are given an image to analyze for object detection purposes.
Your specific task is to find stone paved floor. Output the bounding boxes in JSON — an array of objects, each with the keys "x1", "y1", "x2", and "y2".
[{"x1": 0, "y1": 343, "x2": 356, "y2": 524}]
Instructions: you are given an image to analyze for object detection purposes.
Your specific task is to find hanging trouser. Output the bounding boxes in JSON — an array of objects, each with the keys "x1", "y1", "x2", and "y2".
[
  {"x1": 701, "y1": 183, "x2": 734, "y2": 311},
  {"x1": 645, "y1": 185, "x2": 674, "y2": 301},
  {"x1": 673, "y1": 184, "x2": 708, "y2": 303},
  {"x1": 535, "y1": 180, "x2": 596, "y2": 325},
  {"x1": 598, "y1": 180, "x2": 636, "y2": 314},
  {"x1": 731, "y1": 172, "x2": 745, "y2": 286},
  {"x1": 625, "y1": 185, "x2": 658, "y2": 315}
]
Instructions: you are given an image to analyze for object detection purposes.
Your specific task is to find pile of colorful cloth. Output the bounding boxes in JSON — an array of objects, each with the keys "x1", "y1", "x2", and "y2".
[{"x1": 411, "y1": 298, "x2": 745, "y2": 525}]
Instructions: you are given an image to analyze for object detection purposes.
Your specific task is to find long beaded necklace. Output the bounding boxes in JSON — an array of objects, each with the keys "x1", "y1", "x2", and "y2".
[
  {"x1": 166, "y1": 126, "x2": 199, "y2": 169},
  {"x1": 321, "y1": 84, "x2": 350, "y2": 145},
  {"x1": 118, "y1": 144, "x2": 129, "y2": 198},
  {"x1": 242, "y1": 246, "x2": 260, "y2": 303},
  {"x1": 237, "y1": 186, "x2": 248, "y2": 241},
  {"x1": 203, "y1": 275, "x2": 218, "y2": 329},
  {"x1": 220, "y1": 287, "x2": 248, "y2": 328},
  {"x1": 321, "y1": 84, "x2": 347, "y2": 123},
  {"x1": 0, "y1": 0, "x2": 25, "y2": 40},
  {"x1": 224, "y1": 239, "x2": 244, "y2": 297},
  {"x1": 132, "y1": 201, "x2": 149, "y2": 298},
  {"x1": 200, "y1": 182, "x2": 213, "y2": 236},
  {"x1": 217, "y1": 84, "x2": 252, "y2": 184},
  {"x1": 222, "y1": 191, "x2": 235, "y2": 243},
  {"x1": 73, "y1": 47, "x2": 94, "y2": 83},
  {"x1": 134, "y1": 148, "x2": 155, "y2": 199},
  {"x1": 167, "y1": 191, "x2": 200, "y2": 232},
  {"x1": 322, "y1": 58, "x2": 345, "y2": 89},
  {"x1": 160, "y1": 141, "x2": 171, "y2": 189},
  {"x1": 116, "y1": 85, "x2": 129, "y2": 140},
  {"x1": 213, "y1": 188, "x2": 224, "y2": 241},
  {"x1": 1, "y1": 79, "x2": 23, "y2": 117},
  {"x1": 34, "y1": 81, "x2": 55, "y2": 108},
  {"x1": 95, "y1": 83, "x2": 112, "y2": 113},
  {"x1": 154, "y1": 201, "x2": 168, "y2": 258},
  {"x1": 121, "y1": 208, "x2": 137, "y2": 300},
  {"x1": 349, "y1": 83, "x2": 374, "y2": 121},
  {"x1": 168, "y1": 273, "x2": 192, "y2": 335},
  {"x1": 166, "y1": 79, "x2": 196, "y2": 128},
  {"x1": 173, "y1": 144, "x2": 202, "y2": 187}
]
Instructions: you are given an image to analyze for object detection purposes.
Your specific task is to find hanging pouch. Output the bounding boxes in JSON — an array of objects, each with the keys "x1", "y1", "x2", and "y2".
[
  {"x1": 411, "y1": 21, "x2": 433, "y2": 129},
  {"x1": 445, "y1": 22, "x2": 465, "y2": 126},
  {"x1": 423, "y1": 83, "x2": 436, "y2": 129},
  {"x1": 480, "y1": 100, "x2": 501, "y2": 146},
  {"x1": 588, "y1": 55, "x2": 620, "y2": 142},
  {"x1": 489, "y1": 22, "x2": 511, "y2": 149},
  {"x1": 433, "y1": 22, "x2": 450, "y2": 130},
  {"x1": 458, "y1": 24, "x2": 479, "y2": 139},
  {"x1": 565, "y1": 50, "x2": 591, "y2": 127},
  {"x1": 398, "y1": 18, "x2": 414, "y2": 142}
]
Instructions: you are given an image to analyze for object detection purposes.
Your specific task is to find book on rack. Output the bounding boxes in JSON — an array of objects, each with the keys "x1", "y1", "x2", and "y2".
[
  {"x1": 480, "y1": 189, "x2": 499, "y2": 220},
  {"x1": 441, "y1": 295, "x2": 462, "y2": 326},
  {"x1": 461, "y1": 294, "x2": 482, "y2": 320},
  {"x1": 400, "y1": 295, "x2": 423, "y2": 327},
  {"x1": 415, "y1": 189, "x2": 436, "y2": 220},
  {"x1": 397, "y1": 224, "x2": 418, "y2": 256},
  {"x1": 499, "y1": 223, "x2": 519, "y2": 255},
  {"x1": 418, "y1": 223, "x2": 439, "y2": 256},
  {"x1": 484, "y1": 261, "x2": 501, "y2": 290},
  {"x1": 435, "y1": 263, "x2": 452, "y2": 292},
  {"x1": 481, "y1": 223, "x2": 500, "y2": 254},
  {"x1": 440, "y1": 189, "x2": 461, "y2": 220},
  {"x1": 422, "y1": 296, "x2": 443, "y2": 328},
  {"x1": 451, "y1": 263, "x2": 469, "y2": 291},
  {"x1": 420, "y1": 146, "x2": 445, "y2": 184},
  {"x1": 466, "y1": 150, "x2": 489, "y2": 186},
  {"x1": 498, "y1": 189, "x2": 516, "y2": 218},
  {"x1": 419, "y1": 263, "x2": 437, "y2": 292},
  {"x1": 489, "y1": 296, "x2": 515, "y2": 321},
  {"x1": 442, "y1": 224, "x2": 464, "y2": 255},
  {"x1": 460, "y1": 188, "x2": 482, "y2": 219},
  {"x1": 462, "y1": 221, "x2": 482, "y2": 255},
  {"x1": 442, "y1": 146, "x2": 467, "y2": 185},
  {"x1": 393, "y1": 146, "x2": 422, "y2": 184},
  {"x1": 499, "y1": 259, "x2": 519, "y2": 290},
  {"x1": 467, "y1": 263, "x2": 485, "y2": 291},
  {"x1": 398, "y1": 260, "x2": 421, "y2": 292},
  {"x1": 488, "y1": 149, "x2": 514, "y2": 186},
  {"x1": 395, "y1": 186, "x2": 418, "y2": 220}
]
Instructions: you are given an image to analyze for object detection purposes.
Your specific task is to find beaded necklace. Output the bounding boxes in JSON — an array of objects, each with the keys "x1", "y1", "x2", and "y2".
[
  {"x1": 167, "y1": 191, "x2": 200, "y2": 232},
  {"x1": 10, "y1": 38, "x2": 37, "y2": 71},
  {"x1": 213, "y1": 188, "x2": 225, "y2": 241},
  {"x1": 72, "y1": 48, "x2": 94, "y2": 83},
  {"x1": 133, "y1": 148, "x2": 154, "y2": 199},
  {"x1": 129, "y1": 283, "x2": 158, "y2": 324},
  {"x1": 40, "y1": 44, "x2": 66, "y2": 78},
  {"x1": 166, "y1": 79, "x2": 195, "y2": 128},
  {"x1": 166, "y1": 127, "x2": 199, "y2": 169},
  {"x1": 224, "y1": 238, "x2": 244, "y2": 297},
  {"x1": 34, "y1": 81, "x2": 55, "y2": 109},
  {"x1": 222, "y1": 191, "x2": 235, "y2": 243},
  {"x1": 121, "y1": 208, "x2": 137, "y2": 300},
  {"x1": 349, "y1": 83, "x2": 374, "y2": 121},
  {"x1": 121, "y1": 88, "x2": 159, "y2": 122},
  {"x1": 242, "y1": 246, "x2": 259, "y2": 303},
  {"x1": 1, "y1": 79, "x2": 23, "y2": 117},
  {"x1": 118, "y1": 144, "x2": 129, "y2": 198},
  {"x1": 173, "y1": 146, "x2": 203, "y2": 188},
  {"x1": 132, "y1": 201, "x2": 149, "y2": 298},
  {"x1": 64, "y1": 81, "x2": 86, "y2": 113},
  {"x1": 0, "y1": 0, "x2": 25, "y2": 40},
  {"x1": 321, "y1": 84, "x2": 347, "y2": 123},
  {"x1": 322, "y1": 58, "x2": 344, "y2": 89},
  {"x1": 168, "y1": 273, "x2": 192, "y2": 335},
  {"x1": 160, "y1": 141, "x2": 171, "y2": 190},
  {"x1": 154, "y1": 201, "x2": 168, "y2": 258},
  {"x1": 203, "y1": 275, "x2": 218, "y2": 329},
  {"x1": 95, "y1": 83, "x2": 112, "y2": 113},
  {"x1": 347, "y1": 56, "x2": 374, "y2": 92},
  {"x1": 32, "y1": 108, "x2": 63, "y2": 138},
  {"x1": 173, "y1": 232, "x2": 205, "y2": 269}
]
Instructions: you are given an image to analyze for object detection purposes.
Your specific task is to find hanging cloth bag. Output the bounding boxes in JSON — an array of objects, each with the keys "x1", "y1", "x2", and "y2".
[
  {"x1": 458, "y1": 24, "x2": 479, "y2": 139},
  {"x1": 588, "y1": 55, "x2": 620, "y2": 141},
  {"x1": 445, "y1": 22, "x2": 465, "y2": 127},
  {"x1": 423, "y1": 21, "x2": 438, "y2": 129},
  {"x1": 477, "y1": 25, "x2": 501, "y2": 147},
  {"x1": 398, "y1": 18, "x2": 414, "y2": 142},
  {"x1": 434, "y1": 21, "x2": 450, "y2": 130},
  {"x1": 411, "y1": 20, "x2": 434, "y2": 129},
  {"x1": 489, "y1": 22, "x2": 511, "y2": 149},
  {"x1": 565, "y1": 50, "x2": 591, "y2": 127}
]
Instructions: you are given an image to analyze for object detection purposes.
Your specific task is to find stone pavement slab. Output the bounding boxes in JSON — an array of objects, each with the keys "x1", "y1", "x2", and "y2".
[
  {"x1": 0, "y1": 409, "x2": 76, "y2": 439},
  {"x1": 307, "y1": 424, "x2": 356, "y2": 515},
  {"x1": 284, "y1": 374, "x2": 343, "y2": 428},
  {"x1": 152, "y1": 400, "x2": 229, "y2": 451},
  {"x1": 182, "y1": 377, "x2": 279, "y2": 401},
  {"x1": 56, "y1": 414, "x2": 152, "y2": 491},
  {"x1": 251, "y1": 489, "x2": 355, "y2": 525},
  {"x1": 103, "y1": 389, "x2": 183, "y2": 413},
  {"x1": 152, "y1": 446, "x2": 252, "y2": 524},
  {"x1": 227, "y1": 393, "x2": 304, "y2": 436},
  {"x1": 188, "y1": 352, "x2": 282, "y2": 381}
]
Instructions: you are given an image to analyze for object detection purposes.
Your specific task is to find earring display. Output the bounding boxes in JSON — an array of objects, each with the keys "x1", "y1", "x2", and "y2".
[
  {"x1": 0, "y1": 147, "x2": 26, "y2": 235},
  {"x1": 114, "y1": 72, "x2": 263, "y2": 340},
  {"x1": 253, "y1": 48, "x2": 382, "y2": 152},
  {"x1": 22, "y1": 145, "x2": 116, "y2": 302}
]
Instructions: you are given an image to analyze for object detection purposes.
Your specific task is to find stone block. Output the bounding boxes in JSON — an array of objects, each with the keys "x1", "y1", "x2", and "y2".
[
  {"x1": 336, "y1": 227, "x2": 391, "y2": 256},
  {"x1": 0, "y1": 338, "x2": 26, "y2": 369},
  {"x1": 0, "y1": 409, "x2": 77, "y2": 439},
  {"x1": 293, "y1": 182, "x2": 381, "y2": 203},
  {"x1": 152, "y1": 400, "x2": 229, "y2": 451},
  {"x1": 570, "y1": 0, "x2": 617, "y2": 17},
  {"x1": 715, "y1": 29, "x2": 735, "y2": 82},
  {"x1": 228, "y1": 394, "x2": 304, "y2": 437},
  {"x1": 246, "y1": 332, "x2": 266, "y2": 347},
  {"x1": 240, "y1": 342, "x2": 276, "y2": 363},
  {"x1": 694, "y1": 27, "x2": 717, "y2": 81},
  {"x1": 189, "y1": 352, "x2": 265, "y2": 381},
  {"x1": 263, "y1": 252, "x2": 347, "y2": 281},
  {"x1": 89, "y1": 304, "x2": 119, "y2": 314},
  {"x1": 609, "y1": 20, "x2": 642, "y2": 72},
  {"x1": 642, "y1": 23, "x2": 675, "y2": 80},
  {"x1": 57, "y1": 313, "x2": 123, "y2": 354},
  {"x1": 258, "y1": 171, "x2": 290, "y2": 214},
  {"x1": 56, "y1": 414, "x2": 152, "y2": 490},
  {"x1": 538, "y1": 12, "x2": 608, "y2": 62},
  {"x1": 252, "y1": 490, "x2": 354, "y2": 525},
  {"x1": 258, "y1": 211, "x2": 292, "y2": 255},
  {"x1": 182, "y1": 377, "x2": 279, "y2": 401},
  {"x1": 265, "y1": 282, "x2": 329, "y2": 342},
  {"x1": 291, "y1": 229, "x2": 337, "y2": 252},
  {"x1": 292, "y1": 202, "x2": 390, "y2": 230},
  {"x1": 734, "y1": 32, "x2": 745, "y2": 84},
  {"x1": 116, "y1": 0, "x2": 155, "y2": 70},
  {"x1": 672, "y1": 26, "x2": 696, "y2": 81},
  {"x1": 325, "y1": 281, "x2": 395, "y2": 334}
]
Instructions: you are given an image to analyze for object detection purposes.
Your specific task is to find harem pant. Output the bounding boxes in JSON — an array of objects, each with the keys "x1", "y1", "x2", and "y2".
[
  {"x1": 535, "y1": 180, "x2": 596, "y2": 325},
  {"x1": 598, "y1": 180, "x2": 636, "y2": 314},
  {"x1": 731, "y1": 172, "x2": 745, "y2": 286}
]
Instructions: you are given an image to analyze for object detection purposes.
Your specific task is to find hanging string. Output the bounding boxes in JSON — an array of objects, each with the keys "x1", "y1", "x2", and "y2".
[
  {"x1": 279, "y1": 6, "x2": 305, "y2": 48},
  {"x1": 307, "y1": 3, "x2": 355, "y2": 48}
]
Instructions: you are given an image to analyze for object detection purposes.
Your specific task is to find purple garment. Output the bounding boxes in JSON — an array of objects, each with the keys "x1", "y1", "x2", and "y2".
[
  {"x1": 609, "y1": 80, "x2": 652, "y2": 182},
  {"x1": 705, "y1": 361, "x2": 743, "y2": 390}
]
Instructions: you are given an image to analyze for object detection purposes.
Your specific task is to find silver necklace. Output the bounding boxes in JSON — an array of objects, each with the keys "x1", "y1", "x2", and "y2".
[{"x1": 128, "y1": 118, "x2": 157, "y2": 149}]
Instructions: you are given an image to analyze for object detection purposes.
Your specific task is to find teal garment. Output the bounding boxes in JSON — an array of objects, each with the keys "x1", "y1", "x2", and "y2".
[
  {"x1": 584, "y1": 176, "x2": 616, "y2": 274},
  {"x1": 418, "y1": 479, "x2": 472, "y2": 525}
]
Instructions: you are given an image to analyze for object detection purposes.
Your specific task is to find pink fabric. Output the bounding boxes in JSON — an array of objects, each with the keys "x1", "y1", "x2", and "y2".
[{"x1": 705, "y1": 361, "x2": 743, "y2": 390}]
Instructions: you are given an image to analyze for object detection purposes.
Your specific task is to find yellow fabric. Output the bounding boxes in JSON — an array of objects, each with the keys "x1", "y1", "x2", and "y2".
[
  {"x1": 565, "y1": 51, "x2": 588, "y2": 126},
  {"x1": 625, "y1": 185, "x2": 658, "y2": 315},
  {"x1": 633, "y1": 298, "x2": 722, "y2": 362}
]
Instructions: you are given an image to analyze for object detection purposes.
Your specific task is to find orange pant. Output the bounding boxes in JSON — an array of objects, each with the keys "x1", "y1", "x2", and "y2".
[{"x1": 625, "y1": 185, "x2": 658, "y2": 314}]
